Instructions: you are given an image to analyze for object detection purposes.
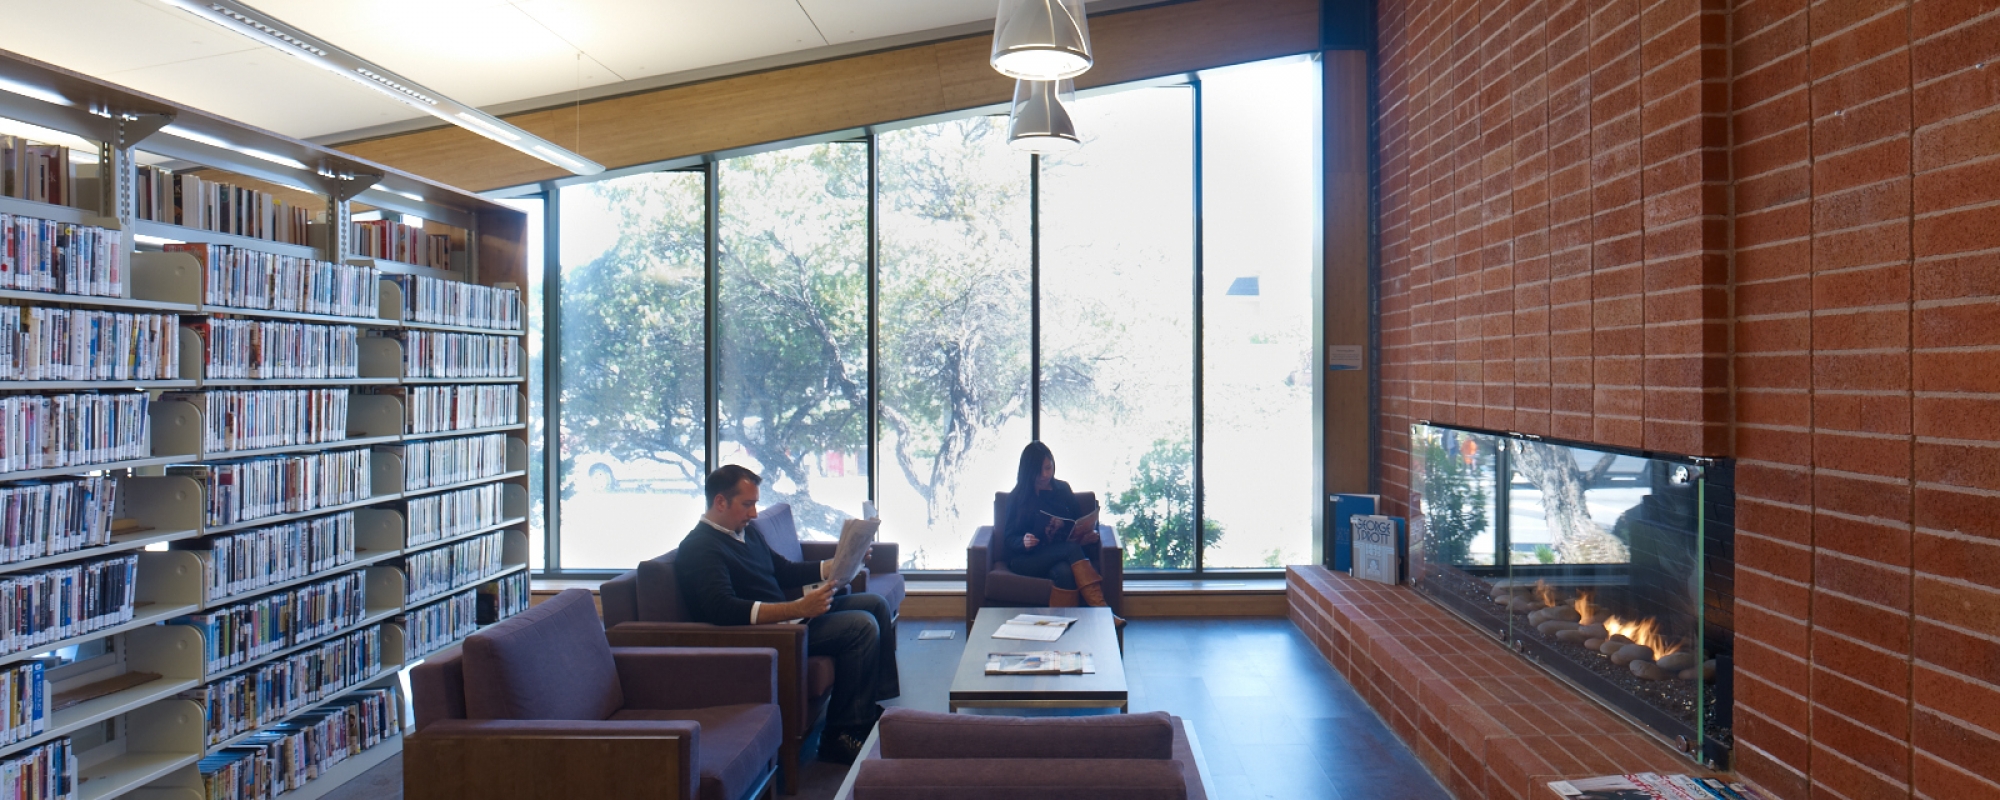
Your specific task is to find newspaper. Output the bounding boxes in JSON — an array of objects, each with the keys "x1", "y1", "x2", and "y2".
[
  {"x1": 821, "y1": 516, "x2": 880, "y2": 589},
  {"x1": 984, "y1": 651, "x2": 1095, "y2": 675}
]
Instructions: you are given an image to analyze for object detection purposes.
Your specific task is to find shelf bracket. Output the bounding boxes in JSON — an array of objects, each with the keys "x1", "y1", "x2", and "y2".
[
  {"x1": 317, "y1": 164, "x2": 384, "y2": 203},
  {"x1": 100, "y1": 112, "x2": 175, "y2": 228}
]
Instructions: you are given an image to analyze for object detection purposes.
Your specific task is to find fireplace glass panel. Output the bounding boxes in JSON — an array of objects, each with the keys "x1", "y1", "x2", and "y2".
[{"x1": 1409, "y1": 423, "x2": 1727, "y2": 763}]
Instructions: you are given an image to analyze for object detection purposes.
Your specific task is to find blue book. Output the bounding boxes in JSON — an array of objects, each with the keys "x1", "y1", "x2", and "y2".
[{"x1": 1329, "y1": 494, "x2": 1379, "y2": 572}]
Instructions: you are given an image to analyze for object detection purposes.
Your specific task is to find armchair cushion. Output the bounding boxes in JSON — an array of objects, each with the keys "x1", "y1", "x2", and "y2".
[
  {"x1": 877, "y1": 708, "x2": 1175, "y2": 761},
  {"x1": 611, "y1": 704, "x2": 783, "y2": 800},
  {"x1": 636, "y1": 551, "x2": 695, "y2": 622},
  {"x1": 852, "y1": 759, "x2": 1187, "y2": 800},
  {"x1": 612, "y1": 647, "x2": 778, "y2": 711},
  {"x1": 758, "y1": 504, "x2": 804, "y2": 561},
  {"x1": 462, "y1": 588, "x2": 624, "y2": 721},
  {"x1": 600, "y1": 569, "x2": 640, "y2": 628}
]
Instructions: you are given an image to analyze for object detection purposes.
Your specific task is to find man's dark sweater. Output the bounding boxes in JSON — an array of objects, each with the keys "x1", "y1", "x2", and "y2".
[{"x1": 675, "y1": 521, "x2": 821, "y2": 625}]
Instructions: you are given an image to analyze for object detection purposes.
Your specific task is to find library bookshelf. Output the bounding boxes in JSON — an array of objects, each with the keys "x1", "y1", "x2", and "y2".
[{"x1": 0, "y1": 48, "x2": 534, "y2": 799}]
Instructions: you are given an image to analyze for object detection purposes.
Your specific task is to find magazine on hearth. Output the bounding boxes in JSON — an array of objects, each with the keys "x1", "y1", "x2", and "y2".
[
  {"x1": 1546, "y1": 775, "x2": 1658, "y2": 799},
  {"x1": 984, "y1": 651, "x2": 1095, "y2": 675},
  {"x1": 1549, "y1": 773, "x2": 1734, "y2": 800},
  {"x1": 1352, "y1": 514, "x2": 1400, "y2": 584}
]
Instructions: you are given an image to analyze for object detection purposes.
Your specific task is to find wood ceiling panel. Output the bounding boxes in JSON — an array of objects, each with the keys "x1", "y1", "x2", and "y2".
[{"x1": 335, "y1": 0, "x2": 1320, "y2": 191}]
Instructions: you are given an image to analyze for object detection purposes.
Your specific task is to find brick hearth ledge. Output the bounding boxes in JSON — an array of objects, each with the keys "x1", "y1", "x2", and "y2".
[{"x1": 1288, "y1": 566, "x2": 1755, "y2": 799}]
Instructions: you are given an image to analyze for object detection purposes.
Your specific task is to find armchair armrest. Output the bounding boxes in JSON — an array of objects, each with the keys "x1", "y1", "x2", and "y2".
[
  {"x1": 967, "y1": 526, "x2": 993, "y2": 626},
  {"x1": 406, "y1": 719, "x2": 698, "y2": 800},
  {"x1": 1097, "y1": 523, "x2": 1125, "y2": 615},
  {"x1": 606, "y1": 622, "x2": 813, "y2": 744},
  {"x1": 799, "y1": 541, "x2": 838, "y2": 562},
  {"x1": 865, "y1": 542, "x2": 899, "y2": 574},
  {"x1": 612, "y1": 647, "x2": 777, "y2": 711}
]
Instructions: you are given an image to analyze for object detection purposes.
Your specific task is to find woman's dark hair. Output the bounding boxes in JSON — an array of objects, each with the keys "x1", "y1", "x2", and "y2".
[
  {"x1": 1007, "y1": 442, "x2": 1054, "y2": 524},
  {"x1": 706, "y1": 464, "x2": 762, "y2": 507}
]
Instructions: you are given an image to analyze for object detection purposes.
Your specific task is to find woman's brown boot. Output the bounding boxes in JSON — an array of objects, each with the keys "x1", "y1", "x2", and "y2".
[
  {"x1": 1069, "y1": 561, "x2": 1125, "y2": 628},
  {"x1": 1048, "y1": 587, "x2": 1080, "y2": 607}
]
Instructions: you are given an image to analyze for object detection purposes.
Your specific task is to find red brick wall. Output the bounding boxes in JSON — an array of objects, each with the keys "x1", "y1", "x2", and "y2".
[{"x1": 1374, "y1": 0, "x2": 2000, "y2": 797}]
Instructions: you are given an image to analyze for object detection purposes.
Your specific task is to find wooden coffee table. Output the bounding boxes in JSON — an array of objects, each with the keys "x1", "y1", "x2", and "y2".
[{"x1": 948, "y1": 607, "x2": 1128, "y2": 713}]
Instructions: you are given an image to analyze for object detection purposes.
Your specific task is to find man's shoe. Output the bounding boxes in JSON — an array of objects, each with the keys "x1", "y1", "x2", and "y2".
[{"x1": 819, "y1": 728, "x2": 868, "y2": 765}]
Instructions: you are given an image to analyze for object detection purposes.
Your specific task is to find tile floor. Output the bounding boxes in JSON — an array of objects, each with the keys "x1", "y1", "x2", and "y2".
[{"x1": 323, "y1": 616, "x2": 1449, "y2": 800}]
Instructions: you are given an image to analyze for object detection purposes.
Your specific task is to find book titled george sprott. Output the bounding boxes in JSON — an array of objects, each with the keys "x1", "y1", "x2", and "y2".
[{"x1": 1352, "y1": 513, "x2": 1400, "y2": 585}]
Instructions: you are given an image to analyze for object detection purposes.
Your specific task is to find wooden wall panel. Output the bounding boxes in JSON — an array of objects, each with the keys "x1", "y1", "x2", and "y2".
[{"x1": 336, "y1": 0, "x2": 1319, "y2": 191}]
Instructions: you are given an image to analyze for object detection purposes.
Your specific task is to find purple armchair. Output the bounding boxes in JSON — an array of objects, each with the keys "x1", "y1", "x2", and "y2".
[
  {"x1": 966, "y1": 491, "x2": 1124, "y2": 627},
  {"x1": 406, "y1": 589, "x2": 781, "y2": 800},
  {"x1": 600, "y1": 504, "x2": 887, "y2": 795},
  {"x1": 836, "y1": 708, "x2": 1209, "y2": 800},
  {"x1": 756, "y1": 503, "x2": 904, "y2": 619}
]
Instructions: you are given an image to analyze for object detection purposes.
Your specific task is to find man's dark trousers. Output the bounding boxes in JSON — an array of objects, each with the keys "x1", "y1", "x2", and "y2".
[{"x1": 807, "y1": 593, "x2": 900, "y2": 729}]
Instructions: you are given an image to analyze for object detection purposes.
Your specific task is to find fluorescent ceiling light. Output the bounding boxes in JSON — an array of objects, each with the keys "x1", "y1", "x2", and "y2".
[
  {"x1": 0, "y1": 118, "x2": 98, "y2": 153},
  {"x1": 153, "y1": 0, "x2": 602, "y2": 176},
  {"x1": 0, "y1": 77, "x2": 73, "y2": 108},
  {"x1": 160, "y1": 125, "x2": 311, "y2": 170}
]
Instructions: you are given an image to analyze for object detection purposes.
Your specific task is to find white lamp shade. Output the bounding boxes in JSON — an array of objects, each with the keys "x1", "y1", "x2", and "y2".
[
  {"x1": 1008, "y1": 79, "x2": 1081, "y2": 154},
  {"x1": 991, "y1": 0, "x2": 1093, "y2": 81}
]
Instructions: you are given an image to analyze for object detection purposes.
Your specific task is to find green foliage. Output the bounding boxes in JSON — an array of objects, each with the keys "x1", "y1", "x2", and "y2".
[
  {"x1": 1420, "y1": 436, "x2": 1490, "y2": 566},
  {"x1": 1534, "y1": 545, "x2": 1556, "y2": 564},
  {"x1": 1109, "y1": 438, "x2": 1223, "y2": 569}
]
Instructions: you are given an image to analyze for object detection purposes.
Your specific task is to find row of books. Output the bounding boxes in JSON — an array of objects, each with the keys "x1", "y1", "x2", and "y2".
[
  {"x1": 0, "y1": 477, "x2": 117, "y2": 567},
  {"x1": 195, "y1": 319, "x2": 360, "y2": 381},
  {"x1": 0, "y1": 737, "x2": 71, "y2": 800},
  {"x1": 0, "y1": 215, "x2": 120, "y2": 299},
  {"x1": 1549, "y1": 773, "x2": 1773, "y2": 799},
  {"x1": 173, "y1": 448, "x2": 373, "y2": 528},
  {"x1": 165, "y1": 389, "x2": 350, "y2": 454},
  {"x1": 406, "y1": 484, "x2": 505, "y2": 548},
  {"x1": 0, "y1": 308, "x2": 180, "y2": 382},
  {"x1": 392, "y1": 275, "x2": 518, "y2": 331},
  {"x1": 175, "y1": 571, "x2": 365, "y2": 675},
  {"x1": 479, "y1": 571, "x2": 528, "y2": 625},
  {"x1": 166, "y1": 244, "x2": 379, "y2": 319},
  {"x1": 0, "y1": 139, "x2": 73, "y2": 210},
  {"x1": 180, "y1": 512, "x2": 358, "y2": 604},
  {"x1": 399, "y1": 589, "x2": 475, "y2": 663},
  {"x1": 192, "y1": 625, "x2": 383, "y2": 747},
  {"x1": 135, "y1": 167, "x2": 312, "y2": 246},
  {"x1": 198, "y1": 686, "x2": 399, "y2": 800},
  {"x1": 392, "y1": 432, "x2": 508, "y2": 492},
  {"x1": 0, "y1": 214, "x2": 120, "y2": 302},
  {"x1": 402, "y1": 384, "x2": 519, "y2": 435},
  {"x1": 403, "y1": 531, "x2": 503, "y2": 605},
  {"x1": 0, "y1": 661, "x2": 46, "y2": 748},
  {"x1": 352, "y1": 220, "x2": 451, "y2": 271},
  {"x1": 0, "y1": 392, "x2": 151, "y2": 474},
  {"x1": 395, "y1": 331, "x2": 519, "y2": 379},
  {"x1": 0, "y1": 554, "x2": 138, "y2": 658}
]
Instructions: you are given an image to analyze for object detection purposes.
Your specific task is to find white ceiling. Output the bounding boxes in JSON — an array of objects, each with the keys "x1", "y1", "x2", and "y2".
[{"x1": 0, "y1": 0, "x2": 1044, "y2": 141}]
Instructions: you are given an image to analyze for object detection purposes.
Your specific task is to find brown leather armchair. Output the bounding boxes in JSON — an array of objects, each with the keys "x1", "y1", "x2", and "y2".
[{"x1": 966, "y1": 490, "x2": 1123, "y2": 628}]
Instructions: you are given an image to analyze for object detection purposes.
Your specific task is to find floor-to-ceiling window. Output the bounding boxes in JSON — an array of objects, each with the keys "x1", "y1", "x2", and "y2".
[
  {"x1": 876, "y1": 118, "x2": 1034, "y2": 569},
  {"x1": 1198, "y1": 57, "x2": 1321, "y2": 568},
  {"x1": 716, "y1": 143, "x2": 872, "y2": 536},
  {"x1": 1039, "y1": 86, "x2": 1200, "y2": 570},
  {"x1": 530, "y1": 55, "x2": 1320, "y2": 576},
  {"x1": 556, "y1": 171, "x2": 709, "y2": 569}
]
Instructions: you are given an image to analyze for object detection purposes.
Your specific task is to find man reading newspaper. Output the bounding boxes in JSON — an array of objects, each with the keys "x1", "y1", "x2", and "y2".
[{"x1": 675, "y1": 465, "x2": 899, "y2": 765}]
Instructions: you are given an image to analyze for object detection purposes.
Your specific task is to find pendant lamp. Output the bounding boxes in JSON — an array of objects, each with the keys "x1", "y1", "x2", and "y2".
[
  {"x1": 991, "y1": 0, "x2": 1093, "y2": 81},
  {"x1": 1008, "y1": 79, "x2": 1081, "y2": 154}
]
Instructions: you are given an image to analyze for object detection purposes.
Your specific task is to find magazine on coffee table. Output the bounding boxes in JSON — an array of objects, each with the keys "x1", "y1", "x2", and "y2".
[
  {"x1": 984, "y1": 651, "x2": 1095, "y2": 675},
  {"x1": 992, "y1": 613, "x2": 1076, "y2": 642}
]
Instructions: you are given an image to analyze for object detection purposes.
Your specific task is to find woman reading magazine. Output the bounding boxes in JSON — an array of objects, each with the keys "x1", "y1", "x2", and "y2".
[{"x1": 1001, "y1": 441, "x2": 1122, "y2": 624}]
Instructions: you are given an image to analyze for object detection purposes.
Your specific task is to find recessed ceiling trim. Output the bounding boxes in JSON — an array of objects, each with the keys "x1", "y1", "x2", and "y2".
[
  {"x1": 151, "y1": 0, "x2": 604, "y2": 175},
  {"x1": 315, "y1": 0, "x2": 1175, "y2": 149}
]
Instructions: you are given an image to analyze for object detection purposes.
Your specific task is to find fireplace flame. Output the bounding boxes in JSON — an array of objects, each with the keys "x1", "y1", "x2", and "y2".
[
  {"x1": 1574, "y1": 592, "x2": 1597, "y2": 623},
  {"x1": 1534, "y1": 579, "x2": 1560, "y2": 608},
  {"x1": 1603, "y1": 615, "x2": 1682, "y2": 659}
]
